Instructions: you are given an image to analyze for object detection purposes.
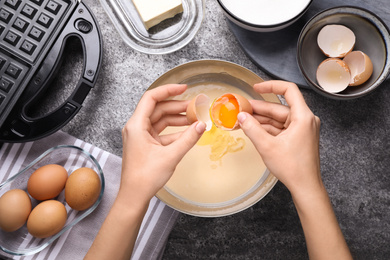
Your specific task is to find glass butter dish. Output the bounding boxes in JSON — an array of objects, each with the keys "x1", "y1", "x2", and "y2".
[
  {"x1": 0, "y1": 145, "x2": 105, "y2": 256},
  {"x1": 99, "y1": 0, "x2": 204, "y2": 54}
]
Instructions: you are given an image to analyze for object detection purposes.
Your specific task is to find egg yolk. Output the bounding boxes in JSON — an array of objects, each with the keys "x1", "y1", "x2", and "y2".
[{"x1": 213, "y1": 95, "x2": 240, "y2": 129}]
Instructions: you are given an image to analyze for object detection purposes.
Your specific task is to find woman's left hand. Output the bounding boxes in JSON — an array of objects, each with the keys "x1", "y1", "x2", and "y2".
[{"x1": 120, "y1": 84, "x2": 206, "y2": 201}]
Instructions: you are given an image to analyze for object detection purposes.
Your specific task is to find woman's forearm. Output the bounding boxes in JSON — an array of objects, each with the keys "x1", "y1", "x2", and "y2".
[
  {"x1": 85, "y1": 190, "x2": 149, "y2": 260},
  {"x1": 292, "y1": 185, "x2": 352, "y2": 260}
]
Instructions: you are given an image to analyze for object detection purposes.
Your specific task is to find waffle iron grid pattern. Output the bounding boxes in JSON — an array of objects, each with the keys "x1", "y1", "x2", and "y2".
[{"x1": 0, "y1": 0, "x2": 71, "y2": 125}]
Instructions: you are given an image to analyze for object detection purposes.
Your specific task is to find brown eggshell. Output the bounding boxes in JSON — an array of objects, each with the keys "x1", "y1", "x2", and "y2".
[
  {"x1": 316, "y1": 58, "x2": 351, "y2": 93},
  {"x1": 186, "y1": 94, "x2": 213, "y2": 131},
  {"x1": 343, "y1": 51, "x2": 373, "y2": 86},
  {"x1": 65, "y1": 167, "x2": 101, "y2": 211},
  {"x1": 27, "y1": 164, "x2": 68, "y2": 201},
  {"x1": 27, "y1": 200, "x2": 67, "y2": 238},
  {"x1": 186, "y1": 94, "x2": 210, "y2": 123},
  {"x1": 210, "y1": 93, "x2": 253, "y2": 131},
  {"x1": 0, "y1": 189, "x2": 32, "y2": 232},
  {"x1": 317, "y1": 24, "x2": 356, "y2": 58}
]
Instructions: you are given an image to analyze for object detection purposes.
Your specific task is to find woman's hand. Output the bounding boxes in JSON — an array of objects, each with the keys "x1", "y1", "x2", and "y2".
[
  {"x1": 238, "y1": 80, "x2": 321, "y2": 196},
  {"x1": 121, "y1": 83, "x2": 206, "y2": 202},
  {"x1": 238, "y1": 80, "x2": 352, "y2": 260},
  {"x1": 86, "y1": 84, "x2": 205, "y2": 260}
]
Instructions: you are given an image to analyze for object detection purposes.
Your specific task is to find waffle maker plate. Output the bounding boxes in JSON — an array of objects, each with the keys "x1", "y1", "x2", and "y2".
[{"x1": 0, "y1": 0, "x2": 102, "y2": 142}]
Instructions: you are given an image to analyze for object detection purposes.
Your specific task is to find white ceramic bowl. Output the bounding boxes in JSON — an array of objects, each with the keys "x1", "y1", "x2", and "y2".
[{"x1": 218, "y1": 0, "x2": 313, "y2": 32}]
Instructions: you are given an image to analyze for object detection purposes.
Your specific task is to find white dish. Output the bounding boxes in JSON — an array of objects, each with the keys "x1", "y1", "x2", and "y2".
[
  {"x1": 218, "y1": 0, "x2": 312, "y2": 32},
  {"x1": 99, "y1": 0, "x2": 204, "y2": 54}
]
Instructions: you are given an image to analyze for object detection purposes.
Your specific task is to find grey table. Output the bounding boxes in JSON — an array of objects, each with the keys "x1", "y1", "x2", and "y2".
[{"x1": 45, "y1": 0, "x2": 390, "y2": 259}]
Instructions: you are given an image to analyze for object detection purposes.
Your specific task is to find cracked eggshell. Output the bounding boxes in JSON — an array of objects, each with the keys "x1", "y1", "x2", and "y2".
[
  {"x1": 317, "y1": 24, "x2": 356, "y2": 58},
  {"x1": 343, "y1": 51, "x2": 373, "y2": 86},
  {"x1": 186, "y1": 93, "x2": 253, "y2": 131},
  {"x1": 186, "y1": 94, "x2": 212, "y2": 131},
  {"x1": 210, "y1": 93, "x2": 253, "y2": 131},
  {"x1": 316, "y1": 58, "x2": 351, "y2": 93}
]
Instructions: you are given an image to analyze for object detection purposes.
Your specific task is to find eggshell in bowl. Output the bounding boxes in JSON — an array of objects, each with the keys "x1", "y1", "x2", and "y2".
[
  {"x1": 317, "y1": 24, "x2": 356, "y2": 58},
  {"x1": 297, "y1": 6, "x2": 390, "y2": 100},
  {"x1": 343, "y1": 51, "x2": 373, "y2": 86},
  {"x1": 316, "y1": 58, "x2": 351, "y2": 93}
]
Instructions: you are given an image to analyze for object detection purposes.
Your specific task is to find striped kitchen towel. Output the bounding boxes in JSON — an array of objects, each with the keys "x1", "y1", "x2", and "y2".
[{"x1": 0, "y1": 131, "x2": 179, "y2": 260}]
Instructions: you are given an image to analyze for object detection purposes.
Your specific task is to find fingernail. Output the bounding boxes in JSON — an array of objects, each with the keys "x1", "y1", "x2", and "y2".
[
  {"x1": 195, "y1": 121, "x2": 206, "y2": 134},
  {"x1": 237, "y1": 112, "x2": 247, "y2": 124}
]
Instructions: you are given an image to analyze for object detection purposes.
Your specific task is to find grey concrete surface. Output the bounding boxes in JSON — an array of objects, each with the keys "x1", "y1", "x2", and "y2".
[{"x1": 46, "y1": 0, "x2": 390, "y2": 259}]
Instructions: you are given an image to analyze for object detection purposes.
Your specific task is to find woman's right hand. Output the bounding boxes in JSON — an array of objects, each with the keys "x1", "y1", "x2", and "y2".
[
  {"x1": 237, "y1": 80, "x2": 322, "y2": 198},
  {"x1": 238, "y1": 80, "x2": 352, "y2": 260}
]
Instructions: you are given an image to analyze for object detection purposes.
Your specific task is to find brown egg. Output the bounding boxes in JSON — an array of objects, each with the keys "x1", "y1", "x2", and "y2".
[
  {"x1": 316, "y1": 58, "x2": 351, "y2": 93},
  {"x1": 343, "y1": 51, "x2": 373, "y2": 86},
  {"x1": 186, "y1": 93, "x2": 253, "y2": 131},
  {"x1": 0, "y1": 189, "x2": 32, "y2": 232},
  {"x1": 317, "y1": 24, "x2": 355, "y2": 58},
  {"x1": 27, "y1": 200, "x2": 67, "y2": 238},
  {"x1": 65, "y1": 167, "x2": 101, "y2": 211},
  {"x1": 27, "y1": 164, "x2": 68, "y2": 201}
]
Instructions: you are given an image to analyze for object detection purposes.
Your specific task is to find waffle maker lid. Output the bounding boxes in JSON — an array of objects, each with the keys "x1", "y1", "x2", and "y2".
[{"x1": 0, "y1": 0, "x2": 103, "y2": 142}]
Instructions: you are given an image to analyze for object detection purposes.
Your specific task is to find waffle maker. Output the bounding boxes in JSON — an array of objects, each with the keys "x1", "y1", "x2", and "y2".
[{"x1": 0, "y1": 0, "x2": 102, "y2": 142}]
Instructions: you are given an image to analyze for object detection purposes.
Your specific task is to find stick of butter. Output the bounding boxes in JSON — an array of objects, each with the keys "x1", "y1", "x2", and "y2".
[{"x1": 132, "y1": 0, "x2": 184, "y2": 30}]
